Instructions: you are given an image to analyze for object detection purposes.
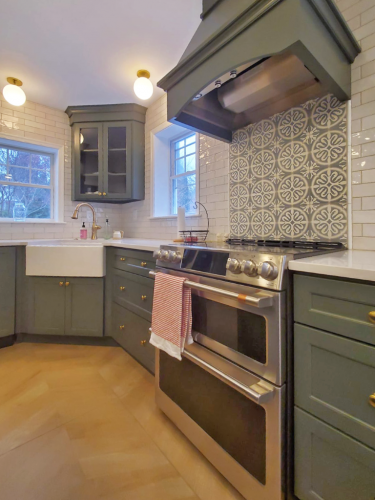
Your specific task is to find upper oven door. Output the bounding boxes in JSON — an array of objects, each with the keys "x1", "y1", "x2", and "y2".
[{"x1": 153, "y1": 268, "x2": 286, "y2": 386}]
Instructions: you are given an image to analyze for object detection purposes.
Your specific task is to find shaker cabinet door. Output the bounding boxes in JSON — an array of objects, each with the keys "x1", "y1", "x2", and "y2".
[
  {"x1": 27, "y1": 277, "x2": 65, "y2": 335},
  {"x1": 0, "y1": 247, "x2": 16, "y2": 337},
  {"x1": 103, "y1": 122, "x2": 132, "y2": 200},
  {"x1": 65, "y1": 278, "x2": 103, "y2": 337},
  {"x1": 73, "y1": 122, "x2": 104, "y2": 201}
]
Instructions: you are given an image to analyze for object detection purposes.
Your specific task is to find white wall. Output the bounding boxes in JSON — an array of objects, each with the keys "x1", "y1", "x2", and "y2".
[
  {"x1": 0, "y1": 95, "x2": 124, "y2": 240},
  {"x1": 337, "y1": 0, "x2": 375, "y2": 250},
  {"x1": 121, "y1": 94, "x2": 230, "y2": 240}
]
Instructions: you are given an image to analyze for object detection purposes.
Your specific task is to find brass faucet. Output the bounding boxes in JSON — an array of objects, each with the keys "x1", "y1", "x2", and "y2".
[{"x1": 71, "y1": 203, "x2": 101, "y2": 240}]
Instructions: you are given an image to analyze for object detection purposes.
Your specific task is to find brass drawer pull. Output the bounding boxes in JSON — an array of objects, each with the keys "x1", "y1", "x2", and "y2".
[
  {"x1": 368, "y1": 311, "x2": 375, "y2": 324},
  {"x1": 119, "y1": 325, "x2": 125, "y2": 330},
  {"x1": 98, "y1": 192, "x2": 102, "y2": 196},
  {"x1": 119, "y1": 286, "x2": 126, "y2": 291},
  {"x1": 103, "y1": 192, "x2": 107, "y2": 196},
  {"x1": 141, "y1": 262, "x2": 147, "y2": 267},
  {"x1": 369, "y1": 393, "x2": 375, "y2": 408},
  {"x1": 59, "y1": 281, "x2": 64, "y2": 287},
  {"x1": 141, "y1": 340, "x2": 147, "y2": 346},
  {"x1": 141, "y1": 295, "x2": 147, "y2": 301},
  {"x1": 65, "y1": 281, "x2": 70, "y2": 287},
  {"x1": 120, "y1": 257, "x2": 126, "y2": 262}
]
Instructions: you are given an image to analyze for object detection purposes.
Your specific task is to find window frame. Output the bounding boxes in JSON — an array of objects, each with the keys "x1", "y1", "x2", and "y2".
[
  {"x1": 0, "y1": 135, "x2": 64, "y2": 224},
  {"x1": 169, "y1": 132, "x2": 199, "y2": 216}
]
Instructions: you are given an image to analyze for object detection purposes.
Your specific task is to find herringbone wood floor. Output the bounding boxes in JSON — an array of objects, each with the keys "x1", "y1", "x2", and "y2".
[{"x1": 0, "y1": 343, "x2": 244, "y2": 500}]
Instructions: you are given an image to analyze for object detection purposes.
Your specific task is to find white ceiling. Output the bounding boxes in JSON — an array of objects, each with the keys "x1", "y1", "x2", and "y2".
[{"x1": 0, "y1": 0, "x2": 202, "y2": 110}]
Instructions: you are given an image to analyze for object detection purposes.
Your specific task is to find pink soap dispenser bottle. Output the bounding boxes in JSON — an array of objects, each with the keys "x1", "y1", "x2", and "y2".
[{"x1": 80, "y1": 222, "x2": 87, "y2": 240}]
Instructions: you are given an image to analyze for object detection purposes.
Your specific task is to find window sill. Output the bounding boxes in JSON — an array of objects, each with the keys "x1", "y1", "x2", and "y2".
[
  {"x1": 149, "y1": 214, "x2": 201, "y2": 221},
  {"x1": 0, "y1": 220, "x2": 66, "y2": 224}
]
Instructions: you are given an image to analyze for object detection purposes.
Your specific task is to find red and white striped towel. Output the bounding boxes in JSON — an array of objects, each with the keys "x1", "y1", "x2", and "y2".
[{"x1": 149, "y1": 273, "x2": 193, "y2": 360}]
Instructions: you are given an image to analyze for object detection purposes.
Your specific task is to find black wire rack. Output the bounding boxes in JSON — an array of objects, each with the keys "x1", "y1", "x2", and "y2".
[{"x1": 179, "y1": 201, "x2": 209, "y2": 243}]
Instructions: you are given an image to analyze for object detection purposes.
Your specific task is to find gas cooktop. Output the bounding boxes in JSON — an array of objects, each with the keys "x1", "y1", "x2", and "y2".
[{"x1": 153, "y1": 240, "x2": 345, "y2": 290}]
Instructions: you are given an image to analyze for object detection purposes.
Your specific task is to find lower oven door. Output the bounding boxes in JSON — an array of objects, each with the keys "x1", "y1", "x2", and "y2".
[{"x1": 156, "y1": 343, "x2": 285, "y2": 500}]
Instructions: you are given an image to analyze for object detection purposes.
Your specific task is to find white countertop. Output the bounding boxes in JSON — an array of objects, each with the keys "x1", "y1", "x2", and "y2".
[
  {"x1": 288, "y1": 250, "x2": 375, "y2": 282},
  {"x1": 0, "y1": 238, "x2": 172, "y2": 252}
]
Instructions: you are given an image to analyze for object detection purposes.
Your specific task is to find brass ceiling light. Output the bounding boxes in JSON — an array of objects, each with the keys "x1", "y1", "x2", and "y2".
[
  {"x1": 133, "y1": 70, "x2": 153, "y2": 100},
  {"x1": 2, "y1": 77, "x2": 26, "y2": 106}
]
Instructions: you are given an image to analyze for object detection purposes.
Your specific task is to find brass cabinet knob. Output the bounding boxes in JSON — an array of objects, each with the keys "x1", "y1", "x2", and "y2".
[
  {"x1": 119, "y1": 325, "x2": 125, "y2": 330},
  {"x1": 369, "y1": 393, "x2": 375, "y2": 408},
  {"x1": 120, "y1": 257, "x2": 126, "y2": 261},
  {"x1": 98, "y1": 192, "x2": 102, "y2": 196},
  {"x1": 141, "y1": 262, "x2": 147, "y2": 267},
  {"x1": 368, "y1": 311, "x2": 375, "y2": 324},
  {"x1": 65, "y1": 281, "x2": 70, "y2": 287},
  {"x1": 119, "y1": 286, "x2": 126, "y2": 291},
  {"x1": 141, "y1": 295, "x2": 147, "y2": 301},
  {"x1": 59, "y1": 281, "x2": 64, "y2": 287},
  {"x1": 141, "y1": 340, "x2": 147, "y2": 346},
  {"x1": 103, "y1": 192, "x2": 107, "y2": 196}
]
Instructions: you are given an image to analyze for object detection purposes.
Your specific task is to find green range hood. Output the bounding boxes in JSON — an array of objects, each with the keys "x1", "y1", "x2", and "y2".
[{"x1": 158, "y1": 0, "x2": 361, "y2": 142}]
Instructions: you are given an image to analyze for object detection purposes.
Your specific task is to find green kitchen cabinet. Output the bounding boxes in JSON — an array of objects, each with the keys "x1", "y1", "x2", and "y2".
[
  {"x1": 66, "y1": 104, "x2": 146, "y2": 203},
  {"x1": 27, "y1": 277, "x2": 103, "y2": 337},
  {"x1": 0, "y1": 247, "x2": 16, "y2": 337},
  {"x1": 295, "y1": 408, "x2": 375, "y2": 500}
]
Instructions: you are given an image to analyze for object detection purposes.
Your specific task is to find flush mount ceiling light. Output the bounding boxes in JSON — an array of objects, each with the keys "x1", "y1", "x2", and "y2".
[
  {"x1": 134, "y1": 70, "x2": 153, "y2": 100},
  {"x1": 2, "y1": 77, "x2": 26, "y2": 106}
]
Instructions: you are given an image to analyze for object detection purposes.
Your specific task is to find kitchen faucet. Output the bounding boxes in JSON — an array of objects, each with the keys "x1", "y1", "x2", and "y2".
[{"x1": 71, "y1": 203, "x2": 101, "y2": 240}]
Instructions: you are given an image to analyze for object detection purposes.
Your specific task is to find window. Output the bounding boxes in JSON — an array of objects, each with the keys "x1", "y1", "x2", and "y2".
[
  {"x1": 171, "y1": 133, "x2": 197, "y2": 215},
  {"x1": 0, "y1": 144, "x2": 53, "y2": 220}
]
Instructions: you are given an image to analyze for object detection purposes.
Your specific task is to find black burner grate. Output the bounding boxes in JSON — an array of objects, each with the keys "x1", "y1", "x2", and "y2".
[{"x1": 225, "y1": 239, "x2": 345, "y2": 250}]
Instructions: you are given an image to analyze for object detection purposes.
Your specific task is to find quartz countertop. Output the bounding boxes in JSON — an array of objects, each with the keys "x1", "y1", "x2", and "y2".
[
  {"x1": 0, "y1": 238, "x2": 172, "y2": 252},
  {"x1": 288, "y1": 250, "x2": 375, "y2": 282}
]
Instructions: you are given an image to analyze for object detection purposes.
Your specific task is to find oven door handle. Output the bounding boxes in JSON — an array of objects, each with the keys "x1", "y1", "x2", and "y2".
[
  {"x1": 149, "y1": 271, "x2": 273, "y2": 308},
  {"x1": 182, "y1": 350, "x2": 274, "y2": 405}
]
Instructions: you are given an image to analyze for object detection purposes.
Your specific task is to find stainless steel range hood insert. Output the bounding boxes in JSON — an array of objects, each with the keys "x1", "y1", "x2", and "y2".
[{"x1": 158, "y1": 0, "x2": 360, "y2": 142}]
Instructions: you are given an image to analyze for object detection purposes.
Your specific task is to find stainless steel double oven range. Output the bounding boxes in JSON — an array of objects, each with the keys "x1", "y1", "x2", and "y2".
[{"x1": 151, "y1": 239, "x2": 343, "y2": 500}]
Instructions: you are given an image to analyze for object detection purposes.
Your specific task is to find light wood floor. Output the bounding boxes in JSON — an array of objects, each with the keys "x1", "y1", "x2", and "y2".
[{"x1": 0, "y1": 342, "x2": 244, "y2": 500}]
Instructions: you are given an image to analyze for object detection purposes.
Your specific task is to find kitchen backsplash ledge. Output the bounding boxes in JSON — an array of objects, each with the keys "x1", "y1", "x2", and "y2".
[{"x1": 229, "y1": 94, "x2": 348, "y2": 243}]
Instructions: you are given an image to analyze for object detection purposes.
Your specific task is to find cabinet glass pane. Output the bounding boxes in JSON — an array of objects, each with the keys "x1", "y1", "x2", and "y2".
[
  {"x1": 79, "y1": 127, "x2": 99, "y2": 195},
  {"x1": 107, "y1": 127, "x2": 127, "y2": 195}
]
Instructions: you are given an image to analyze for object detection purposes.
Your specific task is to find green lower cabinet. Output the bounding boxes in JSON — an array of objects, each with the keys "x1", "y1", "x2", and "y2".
[
  {"x1": 111, "y1": 302, "x2": 155, "y2": 373},
  {"x1": 27, "y1": 277, "x2": 103, "y2": 337},
  {"x1": 0, "y1": 247, "x2": 16, "y2": 337},
  {"x1": 295, "y1": 408, "x2": 375, "y2": 500},
  {"x1": 27, "y1": 277, "x2": 65, "y2": 335},
  {"x1": 65, "y1": 278, "x2": 103, "y2": 337}
]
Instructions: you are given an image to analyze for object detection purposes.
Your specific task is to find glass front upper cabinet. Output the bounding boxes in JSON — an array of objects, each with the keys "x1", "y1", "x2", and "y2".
[{"x1": 68, "y1": 103, "x2": 146, "y2": 203}]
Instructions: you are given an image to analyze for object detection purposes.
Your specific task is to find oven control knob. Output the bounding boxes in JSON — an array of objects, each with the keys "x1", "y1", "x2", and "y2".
[
  {"x1": 160, "y1": 250, "x2": 169, "y2": 261},
  {"x1": 257, "y1": 261, "x2": 278, "y2": 281},
  {"x1": 226, "y1": 258, "x2": 242, "y2": 274},
  {"x1": 153, "y1": 250, "x2": 162, "y2": 260},
  {"x1": 169, "y1": 251, "x2": 182, "y2": 264},
  {"x1": 241, "y1": 259, "x2": 257, "y2": 277}
]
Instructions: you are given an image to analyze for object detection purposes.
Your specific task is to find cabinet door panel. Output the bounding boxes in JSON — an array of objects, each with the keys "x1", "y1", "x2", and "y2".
[
  {"x1": 0, "y1": 247, "x2": 16, "y2": 337},
  {"x1": 103, "y1": 122, "x2": 132, "y2": 200},
  {"x1": 73, "y1": 122, "x2": 104, "y2": 201},
  {"x1": 65, "y1": 278, "x2": 103, "y2": 337},
  {"x1": 295, "y1": 408, "x2": 375, "y2": 500},
  {"x1": 27, "y1": 277, "x2": 65, "y2": 335}
]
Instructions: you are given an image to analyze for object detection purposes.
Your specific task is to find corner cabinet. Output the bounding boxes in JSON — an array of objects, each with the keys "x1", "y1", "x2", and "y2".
[{"x1": 66, "y1": 104, "x2": 146, "y2": 203}]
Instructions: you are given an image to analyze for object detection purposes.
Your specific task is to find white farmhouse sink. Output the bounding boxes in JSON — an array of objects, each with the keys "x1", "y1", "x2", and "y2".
[{"x1": 26, "y1": 240, "x2": 105, "y2": 277}]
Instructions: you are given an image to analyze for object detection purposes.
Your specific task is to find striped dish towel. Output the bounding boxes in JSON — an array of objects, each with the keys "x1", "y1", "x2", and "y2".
[{"x1": 149, "y1": 273, "x2": 193, "y2": 360}]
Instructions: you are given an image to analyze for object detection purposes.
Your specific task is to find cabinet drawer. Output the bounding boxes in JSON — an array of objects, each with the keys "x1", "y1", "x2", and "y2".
[
  {"x1": 295, "y1": 408, "x2": 375, "y2": 500},
  {"x1": 294, "y1": 274, "x2": 375, "y2": 346},
  {"x1": 113, "y1": 248, "x2": 155, "y2": 278},
  {"x1": 111, "y1": 302, "x2": 155, "y2": 374},
  {"x1": 113, "y1": 270, "x2": 153, "y2": 321},
  {"x1": 295, "y1": 324, "x2": 375, "y2": 449}
]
